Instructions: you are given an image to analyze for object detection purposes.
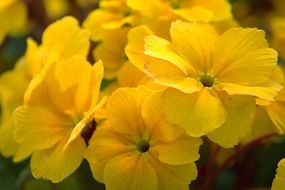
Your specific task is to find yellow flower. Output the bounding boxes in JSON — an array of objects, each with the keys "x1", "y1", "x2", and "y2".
[
  {"x1": 83, "y1": 0, "x2": 140, "y2": 78},
  {"x1": 126, "y1": 21, "x2": 281, "y2": 147},
  {"x1": 23, "y1": 16, "x2": 90, "y2": 78},
  {"x1": 39, "y1": 16, "x2": 90, "y2": 62},
  {"x1": 272, "y1": 158, "x2": 285, "y2": 190},
  {"x1": 0, "y1": 62, "x2": 32, "y2": 162},
  {"x1": 0, "y1": 16, "x2": 90, "y2": 162},
  {"x1": 271, "y1": 17, "x2": 285, "y2": 61},
  {"x1": 13, "y1": 57, "x2": 105, "y2": 182},
  {"x1": 85, "y1": 87, "x2": 202, "y2": 190},
  {"x1": 84, "y1": 0, "x2": 139, "y2": 41},
  {"x1": 85, "y1": 0, "x2": 231, "y2": 79},
  {"x1": 43, "y1": 0, "x2": 69, "y2": 20},
  {"x1": 0, "y1": 0, "x2": 27, "y2": 44},
  {"x1": 129, "y1": 0, "x2": 232, "y2": 22},
  {"x1": 93, "y1": 28, "x2": 129, "y2": 79}
]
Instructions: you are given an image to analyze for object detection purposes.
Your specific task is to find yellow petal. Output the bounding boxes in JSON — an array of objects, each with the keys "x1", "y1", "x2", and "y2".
[
  {"x1": 42, "y1": 16, "x2": 90, "y2": 60},
  {"x1": 13, "y1": 105, "x2": 70, "y2": 150},
  {"x1": 216, "y1": 48, "x2": 277, "y2": 85},
  {"x1": 103, "y1": 153, "x2": 158, "y2": 190},
  {"x1": 43, "y1": 0, "x2": 69, "y2": 20},
  {"x1": 170, "y1": 20, "x2": 218, "y2": 73},
  {"x1": 118, "y1": 61, "x2": 145, "y2": 87},
  {"x1": 125, "y1": 25, "x2": 187, "y2": 87},
  {"x1": 0, "y1": 66, "x2": 32, "y2": 161},
  {"x1": 151, "y1": 134, "x2": 202, "y2": 165},
  {"x1": 144, "y1": 60, "x2": 201, "y2": 93},
  {"x1": 125, "y1": 25, "x2": 153, "y2": 70},
  {"x1": 67, "y1": 96, "x2": 108, "y2": 145},
  {"x1": 214, "y1": 27, "x2": 267, "y2": 70},
  {"x1": 219, "y1": 81, "x2": 282, "y2": 101},
  {"x1": 163, "y1": 88, "x2": 226, "y2": 137},
  {"x1": 127, "y1": 0, "x2": 165, "y2": 18},
  {"x1": 144, "y1": 35, "x2": 195, "y2": 75},
  {"x1": 0, "y1": 65, "x2": 29, "y2": 114},
  {"x1": 53, "y1": 58, "x2": 103, "y2": 113},
  {"x1": 275, "y1": 87, "x2": 285, "y2": 102},
  {"x1": 107, "y1": 87, "x2": 151, "y2": 136},
  {"x1": 272, "y1": 158, "x2": 285, "y2": 190},
  {"x1": 0, "y1": 0, "x2": 27, "y2": 33},
  {"x1": 0, "y1": 111, "x2": 32, "y2": 163},
  {"x1": 30, "y1": 134, "x2": 86, "y2": 183},
  {"x1": 12, "y1": 145, "x2": 33, "y2": 163},
  {"x1": 0, "y1": 120, "x2": 19, "y2": 157},
  {"x1": 213, "y1": 28, "x2": 276, "y2": 85},
  {"x1": 271, "y1": 65, "x2": 285, "y2": 85},
  {"x1": 189, "y1": 0, "x2": 232, "y2": 21},
  {"x1": 24, "y1": 38, "x2": 45, "y2": 78},
  {"x1": 25, "y1": 57, "x2": 103, "y2": 116},
  {"x1": 101, "y1": 15, "x2": 138, "y2": 30},
  {"x1": 207, "y1": 93, "x2": 256, "y2": 148},
  {"x1": 150, "y1": 157, "x2": 198, "y2": 190},
  {"x1": 267, "y1": 101, "x2": 285, "y2": 134},
  {"x1": 85, "y1": 123, "x2": 133, "y2": 182},
  {"x1": 83, "y1": 9, "x2": 117, "y2": 41},
  {"x1": 94, "y1": 28, "x2": 128, "y2": 79},
  {"x1": 126, "y1": 26, "x2": 201, "y2": 93},
  {"x1": 172, "y1": 6, "x2": 213, "y2": 22},
  {"x1": 141, "y1": 91, "x2": 185, "y2": 142},
  {"x1": 242, "y1": 107, "x2": 276, "y2": 144}
]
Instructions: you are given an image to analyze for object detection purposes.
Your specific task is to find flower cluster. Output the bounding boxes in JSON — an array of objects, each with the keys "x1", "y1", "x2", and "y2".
[{"x1": 1, "y1": 0, "x2": 285, "y2": 190}]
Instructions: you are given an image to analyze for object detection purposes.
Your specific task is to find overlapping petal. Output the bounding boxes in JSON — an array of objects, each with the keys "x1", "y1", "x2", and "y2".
[
  {"x1": 163, "y1": 88, "x2": 226, "y2": 137},
  {"x1": 104, "y1": 153, "x2": 158, "y2": 190},
  {"x1": 207, "y1": 93, "x2": 256, "y2": 148},
  {"x1": 31, "y1": 134, "x2": 86, "y2": 183}
]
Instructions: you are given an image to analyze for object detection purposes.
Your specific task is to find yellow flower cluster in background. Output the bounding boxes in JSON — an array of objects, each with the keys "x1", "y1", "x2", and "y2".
[
  {"x1": 0, "y1": 0, "x2": 27, "y2": 44},
  {"x1": 0, "y1": 0, "x2": 285, "y2": 190}
]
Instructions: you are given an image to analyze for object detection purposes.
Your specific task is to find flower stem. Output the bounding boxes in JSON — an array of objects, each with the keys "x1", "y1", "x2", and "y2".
[{"x1": 202, "y1": 132, "x2": 278, "y2": 189}]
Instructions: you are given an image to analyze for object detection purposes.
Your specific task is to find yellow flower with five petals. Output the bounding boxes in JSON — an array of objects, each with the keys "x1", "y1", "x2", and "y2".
[
  {"x1": 126, "y1": 21, "x2": 281, "y2": 147},
  {"x1": 85, "y1": 87, "x2": 202, "y2": 190}
]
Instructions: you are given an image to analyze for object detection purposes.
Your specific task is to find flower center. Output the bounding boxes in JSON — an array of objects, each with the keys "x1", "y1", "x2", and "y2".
[
  {"x1": 199, "y1": 74, "x2": 215, "y2": 87},
  {"x1": 137, "y1": 140, "x2": 150, "y2": 153}
]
